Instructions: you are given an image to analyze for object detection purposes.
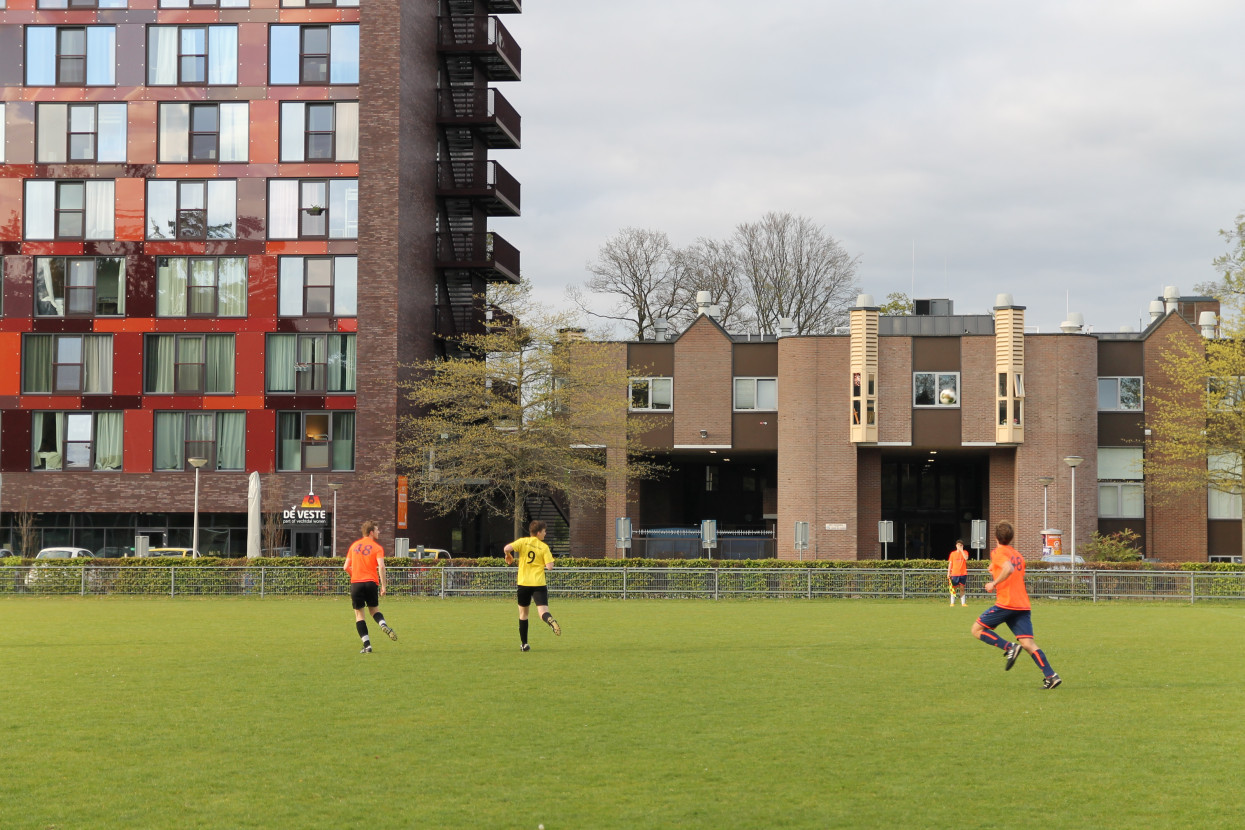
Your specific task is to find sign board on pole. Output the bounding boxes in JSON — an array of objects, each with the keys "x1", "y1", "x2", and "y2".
[
  {"x1": 794, "y1": 521, "x2": 809, "y2": 561},
  {"x1": 971, "y1": 519, "x2": 988, "y2": 554},
  {"x1": 701, "y1": 519, "x2": 717, "y2": 557},
  {"x1": 283, "y1": 493, "x2": 328, "y2": 529},
  {"x1": 615, "y1": 517, "x2": 632, "y2": 549},
  {"x1": 878, "y1": 520, "x2": 893, "y2": 560}
]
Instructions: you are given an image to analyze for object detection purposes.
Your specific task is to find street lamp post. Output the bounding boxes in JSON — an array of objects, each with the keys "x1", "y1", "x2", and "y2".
[
  {"x1": 1038, "y1": 475, "x2": 1054, "y2": 534},
  {"x1": 326, "y1": 483, "x2": 342, "y2": 557},
  {"x1": 1063, "y1": 456, "x2": 1083, "y2": 586},
  {"x1": 188, "y1": 457, "x2": 208, "y2": 556}
]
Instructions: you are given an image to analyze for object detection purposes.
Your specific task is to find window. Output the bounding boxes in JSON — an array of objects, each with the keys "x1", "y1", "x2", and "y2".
[
  {"x1": 996, "y1": 371, "x2": 1024, "y2": 426},
  {"x1": 280, "y1": 101, "x2": 359, "y2": 162},
  {"x1": 0, "y1": 104, "x2": 6, "y2": 163},
  {"x1": 1098, "y1": 377, "x2": 1142, "y2": 411},
  {"x1": 1098, "y1": 447, "x2": 1143, "y2": 519},
  {"x1": 155, "y1": 257, "x2": 247, "y2": 317},
  {"x1": 22, "y1": 334, "x2": 113, "y2": 394},
  {"x1": 25, "y1": 26, "x2": 116, "y2": 86},
  {"x1": 32, "y1": 412, "x2": 123, "y2": 472},
  {"x1": 161, "y1": 1, "x2": 248, "y2": 7},
  {"x1": 144, "y1": 334, "x2": 235, "y2": 394},
  {"x1": 277, "y1": 411, "x2": 355, "y2": 471},
  {"x1": 34, "y1": 258, "x2": 126, "y2": 317},
  {"x1": 39, "y1": 0, "x2": 127, "y2": 7},
  {"x1": 146, "y1": 180, "x2": 236, "y2": 240},
  {"x1": 277, "y1": 257, "x2": 357, "y2": 317},
  {"x1": 1208, "y1": 453, "x2": 1243, "y2": 519},
  {"x1": 629, "y1": 377, "x2": 673, "y2": 411},
  {"x1": 24, "y1": 180, "x2": 115, "y2": 240},
  {"x1": 267, "y1": 179, "x2": 358, "y2": 239},
  {"x1": 282, "y1": 0, "x2": 358, "y2": 6},
  {"x1": 147, "y1": 25, "x2": 238, "y2": 86},
  {"x1": 269, "y1": 24, "x2": 359, "y2": 85},
  {"x1": 37, "y1": 103, "x2": 127, "y2": 164},
  {"x1": 158, "y1": 103, "x2": 248, "y2": 163},
  {"x1": 154, "y1": 411, "x2": 246, "y2": 471},
  {"x1": 266, "y1": 334, "x2": 356, "y2": 394},
  {"x1": 734, "y1": 377, "x2": 777, "y2": 411},
  {"x1": 913, "y1": 372, "x2": 960, "y2": 407}
]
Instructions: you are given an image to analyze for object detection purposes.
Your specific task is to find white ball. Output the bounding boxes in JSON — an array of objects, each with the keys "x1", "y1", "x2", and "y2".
[{"x1": 539, "y1": 825, "x2": 545, "y2": 829}]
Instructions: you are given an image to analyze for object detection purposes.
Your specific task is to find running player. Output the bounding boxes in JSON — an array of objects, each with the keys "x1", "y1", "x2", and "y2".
[
  {"x1": 503, "y1": 520, "x2": 560, "y2": 651},
  {"x1": 343, "y1": 520, "x2": 397, "y2": 654},
  {"x1": 970, "y1": 521, "x2": 1062, "y2": 688},
  {"x1": 947, "y1": 539, "x2": 969, "y2": 606}
]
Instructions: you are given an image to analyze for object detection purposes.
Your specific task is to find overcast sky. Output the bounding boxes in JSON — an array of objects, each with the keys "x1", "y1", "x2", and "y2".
[{"x1": 499, "y1": 0, "x2": 1245, "y2": 335}]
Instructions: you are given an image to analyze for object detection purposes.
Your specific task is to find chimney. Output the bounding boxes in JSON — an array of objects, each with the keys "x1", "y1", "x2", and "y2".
[
  {"x1": 856, "y1": 294, "x2": 875, "y2": 308},
  {"x1": 778, "y1": 317, "x2": 795, "y2": 337},
  {"x1": 1163, "y1": 286, "x2": 1179, "y2": 315},
  {"x1": 1199, "y1": 311, "x2": 1218, "y2": 339},
  {"x1": 995, "y1": 293, "x2": 1014, "y2": 308},
  {"x1": 1060, "y1": 312, "x2": 1084, "y2": 333},
  {"x1": 653, "y1": 318, "x2": 669, "y2": 341},
  {"x1": 1148, "y1": 300, "x2": 1165, "y2": 322},
  {"x1": 696, "y1": 290, "x2": 712, "y2": 316}
]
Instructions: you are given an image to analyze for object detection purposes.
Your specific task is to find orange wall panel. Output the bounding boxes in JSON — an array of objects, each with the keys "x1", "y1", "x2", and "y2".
[
  {"x1": 250, "y1": 99, "x2": 280, "y2": 165},
  {"x1": 128, "y1": 101, "x2": 159, "y2": 165},
  {"x1": 114, "y1": 178, "x2": 146, "y2": 241},
  {"x1": 235, "y1": 332, "x2": 267, "y2": 396},
  {"x1": 124, "y1": 408, "x2": 153, "y2": 473},
  {"x1": 0, "y1": 179, "x2": 22, "y2": 240},
  {"x1": 0, "y1": 332, "x2": 21, "y2": 394}
]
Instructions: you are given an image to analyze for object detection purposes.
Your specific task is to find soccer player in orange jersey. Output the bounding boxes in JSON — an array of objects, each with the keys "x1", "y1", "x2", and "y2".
[
  {"x1": 947, "y1": 539, "x2": 969, "y2": 606},
  {"x1": 343, "y1": 520, "x2": 397, "y2": 654},
  {"x1": 504, "y1": 520, "x2": 560, "y2": 651},
  {"x1": 970, "y1": 521, "x2": 1062, "y2": 688}
]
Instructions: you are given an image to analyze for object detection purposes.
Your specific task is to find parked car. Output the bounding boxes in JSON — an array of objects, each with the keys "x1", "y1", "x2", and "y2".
[
  {"x1": 1040, "y1": 554, "x2": 1086, "y2": 569},
  {"x1": 25, "y1": 547, "x2": 96, "y2": 588},
  {"x1": 143, "y1": 547, "x2": 201, "y2": 558},
  {"x1": 95, "y1": 546, "x2": 135, "y2": 559},
  {"x1": 0, "y1": 547, "x2": 16, "y2": 558},
  {"x1": 413, "y1": 547, "x2": 451, "y2": 560}
]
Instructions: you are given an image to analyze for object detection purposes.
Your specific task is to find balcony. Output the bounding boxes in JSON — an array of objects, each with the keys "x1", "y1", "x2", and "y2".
[
  {"x1": 436, "y1": 231, "x2": 520, "y2": 284},
  {"x1": 438, "y1": 16, "x2": 521, "y2": 82},
  {"x1": 437, "y1": 159, "x2": 520, "y2": 216},
  {"x1": 446, "y1": 0, "x2": 520, "y2": 13},
  {"x1": 437, "y1": 87, "x2": 521, "y2": 149}
]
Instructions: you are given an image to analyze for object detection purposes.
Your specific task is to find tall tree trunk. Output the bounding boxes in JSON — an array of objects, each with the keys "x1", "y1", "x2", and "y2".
[{"x1": 513, "y1": 481, "x2": 525, "y2": 541}]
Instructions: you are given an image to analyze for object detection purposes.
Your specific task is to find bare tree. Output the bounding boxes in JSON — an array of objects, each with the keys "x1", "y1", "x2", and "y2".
[
  {"x1": 16, "y1": 496, "x2": 38, "y2": 557},
  {"x1": 572, "y1": 228, "x2": 693, "y2": 339},
  {"x1": 261, "y1": 474, "x2": 288, "y2": 555},
  {"x1": 675, "y1": 237, "x2": 750, "y2": 332},
  {"x1": 733, "y1": 212, "x2": 861, "y2": 334}
]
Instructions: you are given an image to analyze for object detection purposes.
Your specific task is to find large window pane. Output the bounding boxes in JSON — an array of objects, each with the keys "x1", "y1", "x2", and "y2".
[
  {"x1": 334, "y1": 256, "x2": 357, "y2": 316},
  {"x1": 268, "y1": 179, "x2": 299, "y2": 239},
  {"x1": 84, "y1": 180, "x2": 114, "y2": 239},
  {"x1": 328, "y1": 179, "x2": 357, "y2": 238},
  {"x1": 159, "y1": 103, "x2": 190, "y2": 163},
  {"x1": 154, "y1": 412, "x2": 185, "y2": 471},
  {"x1": 280, "y1": 102, "x2": 305, "y2": 162},
  {"x1": 149, "y1": 26, "x2": 179, "y2": 85},
  {"x1": 25, "y1": 181, "x2": 56, "y2": 240},
  {"x1": 336, "y1": 101, "x2": 358, "y2": 161},
  {"x1": 97, "y1": 104, "x2": 127, "y2": 162},
  {"x1": 219, "y1": 102, "x2": 248, "y2": 161},
  {"x1": 26, "y1": 28, "x2": 57, "y2": 85},
  {"x1": 86, "y1": 27, "x2": 116, "y2": 85},
  {"x1": 37, "y1": 105, "x2": 69, "y2": 163},
  {"x1": 206, "y1": 180, "x2": 236, "y2": 238},
  {"x1": 734, "y1": 378, "x2": 754, "y2": 410},
  {"x1": 207, "y1": 26, "x2": 238, "y2": 85},
  {"x1": 278, "y1": 258, "x2": 303, "y2": 316},
  {"x1": 147, "y1": 181, "x2": 177, "y2": 239},
  {"x1": 269, "y1": 25, "x2": 301, "y2": 84},
  {"x1": 757, "y1": 378, "x2": 777, "y2": 410},
  {"x1": 330, "y1": 25, "x2": 359, "y2": 83}
]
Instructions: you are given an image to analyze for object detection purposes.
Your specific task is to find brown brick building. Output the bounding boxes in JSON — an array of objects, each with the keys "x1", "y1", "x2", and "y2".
[
  {"x1": 572, "y1": 290, "x2": 1234, "y2": 564},
  {"x1": 0, "y1": 0, "x2": 521, "y2": 557}
]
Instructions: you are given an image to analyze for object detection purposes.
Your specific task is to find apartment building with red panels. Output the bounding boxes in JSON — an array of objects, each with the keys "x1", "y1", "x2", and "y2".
[{"x1": 0, "y1": 0, "x2": 522, "y2": 557}]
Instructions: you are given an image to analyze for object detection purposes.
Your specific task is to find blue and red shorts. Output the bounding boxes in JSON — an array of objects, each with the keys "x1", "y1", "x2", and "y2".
[{"x1": 977, "y1": 605, "x2": 1034, "y2": 639}]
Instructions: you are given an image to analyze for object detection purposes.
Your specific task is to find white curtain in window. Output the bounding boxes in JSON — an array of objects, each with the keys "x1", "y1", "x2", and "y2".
[
  {"x1": 35, "y1": 259, "x2": 64, "y2": 316},
  {"x1": 36, "y1": 104, "x2": 68, "y2": 163},
  {"x1": 333, "y1": 256, "x2": 357, "y2": 316},
  {"x1": 269, "y1": 180, "x2": 299, "y2": 240},
  {"x1": 85, "y1": 27, "x2": 117, "y2": 86},
  {"x1": 97, "y1": 104, "x2": 127, "y2": 163},
  {"x1": 278, "y1": 257, "x2": 304, "y2": 316},
  {"x1": 1208, "y1": 453, "x2": 1243, "y2": 519},
  {"x1": 157, "y1": 258, "x2": 188, "y2": 316},
  {"x1": 337, "y1": 334, "x2": 356, "y2": 392},
  {"x1": 336, "y1": 102, "x2": 359, "y2": 161},
  {"x1": 25, "y1": 181, "x2": 56, "y2": 240},
  {"x1": 158, "y1": 103, "x2": 189, "y2": 163},
  {"x1": 734, "y1": 378, "x2": 755, "y2": 410},
  {"x1": 83, "y1": 335, "x2": 112, "y2": 394},
  {"x1": 85, "y1": 180, "x2": 115, "y2": 240},
  {"x1": 208, "y1": 26, "x2": 238, "y2": 85},
  {"x1": 651, "y1": 378, "x2": 673, "y2": 409},
  {"x1": 219, "y1": 103, "x2": 249, "y2": 162},
  {"x1": 267, "y1": 334, "x2": 296, "y2": 392},
  {"x1": 217, "y1": 257, "x2": 247, "y2": 316},
  {"x1": 154, "y1": 412, "x2": 184, "y2": 471},
  {"x1": 756, "y1": 378, "x2": 778, "y2": 410},
  {"x1": 280, "y1": 102, "x2": 305, "y2": 162},
  {"x1": 1097, "y1": 447, "x2": 1142, "y2": 480},
  {"x1": 217, "y1": 412, "x2": 245, "y2": 470},
  {"x1": 94, "y1": 412, "x2": 123, "y2": 471},
  {"x1": 205, "y1": 335, "x2": 235, "y2": 394},
  {"x1": 149, "y1": 27, "x2": 179, "y2": 85}
]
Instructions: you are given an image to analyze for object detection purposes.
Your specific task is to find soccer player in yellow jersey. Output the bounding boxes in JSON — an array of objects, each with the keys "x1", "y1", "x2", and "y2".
[
  {"x1": 343, "y1": 520, "x2": 397, "y2": 654},
  {"x1": 504, "y1": 520, "x2": 560, "y2": 651}
]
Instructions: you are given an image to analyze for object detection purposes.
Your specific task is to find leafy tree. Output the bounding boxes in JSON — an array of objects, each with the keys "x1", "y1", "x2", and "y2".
[
  {"x1": 1195, "y1": 212, "x2": 1245, "y2": 330},
  {"x1": 732, "y1": 212, "x2": 861, "y2": 334},
  {"x1": 399, "y1": 283, "x2": 664, "y2": 539},
  {"x1": 1081, "y1": 529, "x2": 1143, "y2": 563},
  {"x1": 879, "y1": 292, "x2": 913, "y2": 316},
  {"x1": 571, "y1": 228, "x2": 693, "y2": 340},
  {"x1": 1144, "y1": 331, "x2": 1245, "y2": 556}
]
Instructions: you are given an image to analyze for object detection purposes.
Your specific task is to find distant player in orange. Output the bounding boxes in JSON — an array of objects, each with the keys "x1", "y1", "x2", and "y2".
[
  {"x1": 504, "y1": 520, "x2": 560, "y2": 651},
  {"x1": 343, "y1": 520, "x2": 397, "y2": 654},
  {"x1": 947, "y1": 539, "x2": 969, "y2": 606},
  {"x1": 970, "y1": 521, "x2": 1061, "y2": 688}
]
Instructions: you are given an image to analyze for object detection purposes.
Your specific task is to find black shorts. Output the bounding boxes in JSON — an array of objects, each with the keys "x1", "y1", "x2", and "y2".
[
  {"x1": 516, "y1": 585, "x2": 549, "y2": 608},
  {"x1": 350, "y1": 581, "x2": 380, "y2": 610}
]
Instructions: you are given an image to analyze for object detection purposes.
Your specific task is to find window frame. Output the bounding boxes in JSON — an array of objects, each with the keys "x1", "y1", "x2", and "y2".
[
  {"x1": 277, "y1": 256, "x2": 357, "y2": 318},
  {"x1": 733, "y1": 377, "x2": 778, "y2": 412},
  {"x1": 147, "y1": 24, "x2": 238, "y2": 86},
  {"x1": 913, "y1": 371, "x2": 961, "y2": 408},
  {"x1": 22, "y1": 333, "x2": 113, "y2": 395},
  {"x1": 55, "y1": 181, "x2": 86, "y2": 240},
  {"x1": 155, "y1": 256, "x2": 248, "y2": 318},
  {"x1": 266, "y1": 332, "x2": 356, "y2": 394},
  {"x1": 31, "y1": 411, "x2": 124, "y2": 472},
  {"x1": 279, "y1": 101, "x2": 358, "y2": 163},
  {"x1": 153, "y1": 410, "x2": 247, "y2": 472},
  {"x1": 276, "y1": 410, "x2": 355, "y2": 472},
  {"x1": 57, "y1": 27, "x2": 87, "y2": 86},
  {"x1": 628, "y1": 377, "x2": 674, "y2": 412},
  {"x1": 1097, "y1": 482, "x2": 1145, "y2": 519},
  {"x1": 25, "y1": 179, "x2": 115, "y2": 241},
  {"x1": 143, "y1": 332, "x2": 236, "y2": 395},
  {"x1": 146, "y1": 179, "x2": 237, "y2": 241},
  {"x1": 33, "y1": 256, "x2": 127, "y2": 318},
  {"x1": 1098, "y1": 376, "x2": 1143, "y2": 412},
  {"x1": 269, "y1": 24, "x2": 360, "y2": 86}
]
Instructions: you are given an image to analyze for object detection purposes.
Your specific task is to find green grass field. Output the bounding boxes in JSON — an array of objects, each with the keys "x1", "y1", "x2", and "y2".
[{"x1": 2, "y1": 597, "x2": 1243, "y2": 829}]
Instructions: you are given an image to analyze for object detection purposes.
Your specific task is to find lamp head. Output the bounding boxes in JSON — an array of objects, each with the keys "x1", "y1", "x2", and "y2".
[
  {"x1": 1037, "y1": 476, "x2": 1054, "y2": 486},
  {"x1": 1063, "y1": 455, "x2": 1084, "y2": 468},
  {"x1": 188, "y1": 457, "x2": 208, "y2": 469}
]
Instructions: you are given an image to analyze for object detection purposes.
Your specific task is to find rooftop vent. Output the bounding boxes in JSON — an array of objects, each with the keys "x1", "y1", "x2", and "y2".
[
  {"x1": 856, "y1": 294, "x2": 876, "y2": 308},
  {"x1": 1199, "y1": 311, "x2": 1218, "y2": 339},
  {"x1": 913, "y1": 298, "x2": 953, "y2": 316},
  {"x1": 1149, "y1": 300, "x2": 1166, "y2": 322},
  {"x1": 778, "y1": 317, "x2": 796, "y2": 337},
  {"x1": 1163, "y1": 286, "x2": 1179, "y2": 315},
  {"x1": 994, "y1": 293, "x2": 1014, "y2": 308},
  {"x1": 653, "y1": 319, "x2": 669, "y2": 341},
  {"x1": 1060, "y1": 312, "x2": 1084, "y2": 333}
]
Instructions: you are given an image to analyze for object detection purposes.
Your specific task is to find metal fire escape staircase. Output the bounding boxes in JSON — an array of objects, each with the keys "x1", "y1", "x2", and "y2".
[{"x1": 436, "y1": 0, "x2": 521, "y2": 347}]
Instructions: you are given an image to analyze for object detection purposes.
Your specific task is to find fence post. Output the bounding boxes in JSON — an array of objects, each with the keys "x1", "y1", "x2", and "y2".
[
  {"x1": 80, "y1": 567, "x2": 86, "y2": 596},
  {"x1": 440, "y1": 567, "x2": 446, "y2": 599},
  {"x1": 807, "y1": 568, "x2": 812, "y2": 600},
  {"x1": 1190, "y1": 572, "x2": 1195, "y2": 605},
  {"x1": 713, "y1": 569, "x2": 719, "y2": 601},
  {"x1": 901, "y1": 569, "x2": 906, "y2": 600},
  {"x1": 260, "y1": 566, "x2": 265, "y2": 598},
  {"x1": 623, "y1": 567, "x2": 628, "y2": 601},
  {"x1": 170, "y1": 566, "x2": 175, "y2": 598},
  {"x1": 1092, "y1": 570, "x2": 1098, "y2": 603}
]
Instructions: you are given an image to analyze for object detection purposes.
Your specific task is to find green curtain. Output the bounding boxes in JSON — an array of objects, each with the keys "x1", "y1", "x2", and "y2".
[
  {"x1": 156, "y1": 258, "x2": 188, "y2": 316},
  {"x1": 93, "y1": 411, "x2": 123, "y2": 470},
  {"x1": 154, "y1": 412, "x2": 184, "y2": 471},
  {"x1": 206, "y1": 335, "x2": 235, "y2": 394},
  {"x1": 23, "y1": 335, "x2": 53, "y2": 393},
  {"x1": 217, "y1": 412, "x2": 245, "y2": 470},
  {"x1": 266, "y1": 334, "x2": 295, "y2": 392},
  {"x1": 331, "y1": 412, "x2": 355, "y2": 471},
  {"x1": 277, "y1": 412, "x2": 301, "y2": 471}
]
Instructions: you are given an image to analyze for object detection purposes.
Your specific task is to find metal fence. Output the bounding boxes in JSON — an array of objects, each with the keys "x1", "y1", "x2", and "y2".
[{"x1": 3, "y1": 566, "x2": 1244, "y2": 602}]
